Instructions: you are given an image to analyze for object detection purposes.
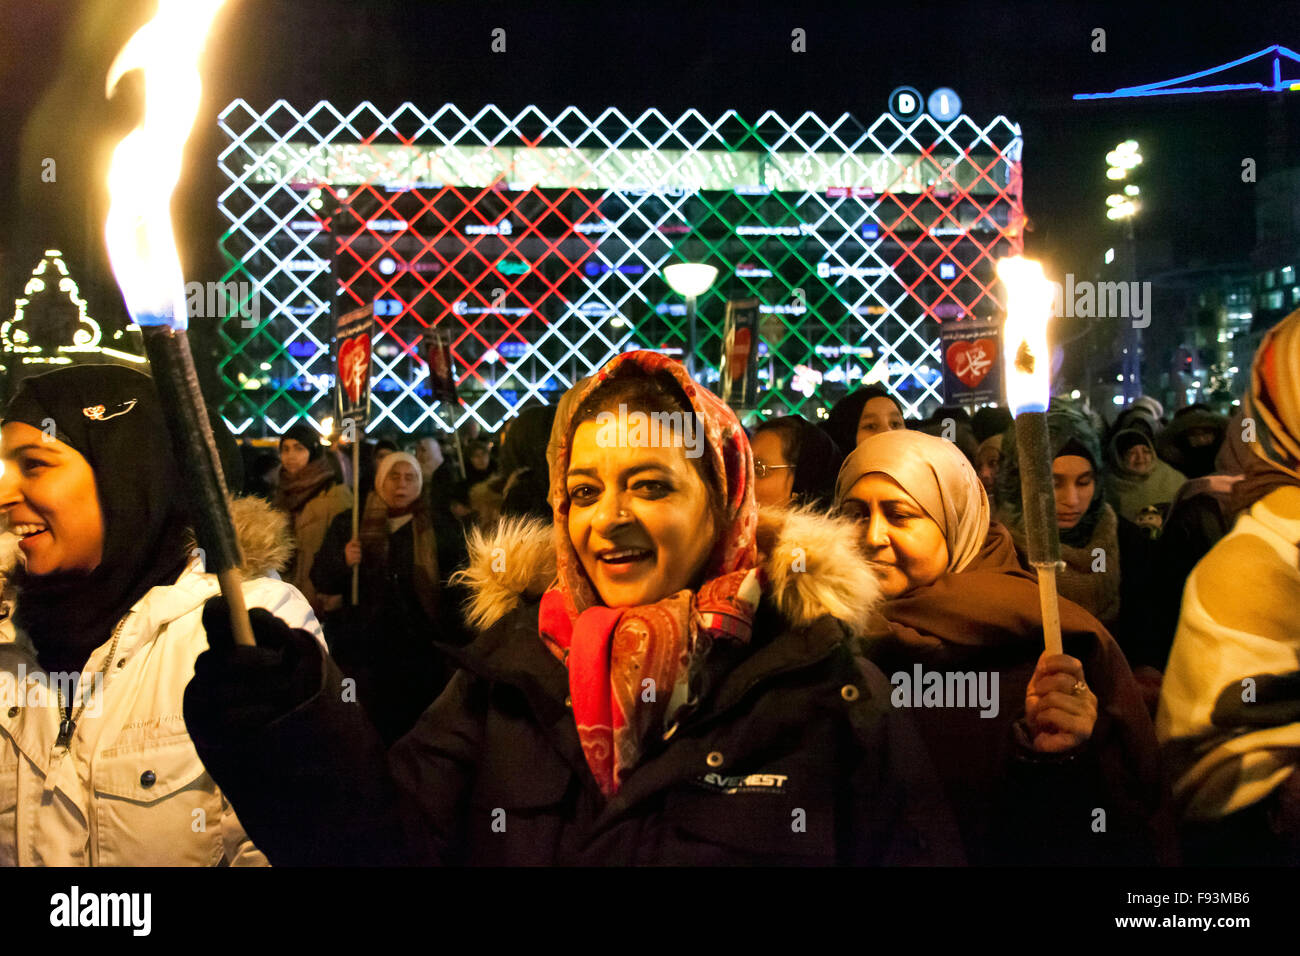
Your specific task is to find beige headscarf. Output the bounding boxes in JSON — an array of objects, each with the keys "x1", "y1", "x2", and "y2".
[{"x1": 834, "y1": 429, "x2": 990, "y2": 573}]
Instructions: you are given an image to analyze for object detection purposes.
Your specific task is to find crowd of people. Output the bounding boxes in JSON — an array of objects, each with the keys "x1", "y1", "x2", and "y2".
[{"x1": 0, "y1": 308, "x2": 1296, "y2": 865}]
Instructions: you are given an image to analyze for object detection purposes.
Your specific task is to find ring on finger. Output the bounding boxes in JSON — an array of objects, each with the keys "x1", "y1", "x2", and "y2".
[{"x1": 1071, "y1": 679, "x2": 1087, "y2": 697}]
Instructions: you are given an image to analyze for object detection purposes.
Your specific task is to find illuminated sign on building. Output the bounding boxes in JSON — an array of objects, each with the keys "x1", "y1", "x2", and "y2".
[{"x1": 218, "y1": 101, "x2": 1023, "y2": 433}]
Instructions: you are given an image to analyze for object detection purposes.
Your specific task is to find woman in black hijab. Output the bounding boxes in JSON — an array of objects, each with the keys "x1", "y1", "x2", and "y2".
[
  {"x1": 822, "y1": 385, "x2": 906, "y2": 454},
  {"x1": 497, "y1": 404, "x2": 559, "y2": 522},
  {"x1": 3, "y1": 365, "x2": 192, "y2": 676},
  {"x1": 0, "y1": 364, "x2": 317, "y2": 865}
]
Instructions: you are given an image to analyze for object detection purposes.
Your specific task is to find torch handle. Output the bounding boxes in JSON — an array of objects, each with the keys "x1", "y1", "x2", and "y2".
[
  {"x1": 216, "y1": 568, "x2": 257, "y2": 647},
  {"x1": 141, "y1": 326, "x2": 255, "y2": 646},
  {"x1": 1013, "y1": 410, "x2": 1064, "y2": 657},
  {"x1": 1033, "y1": 562, "x2": 1064, "y2": 657},
  {"x1": 351, "y1": 426, "x2": 360, "y2": 604}
]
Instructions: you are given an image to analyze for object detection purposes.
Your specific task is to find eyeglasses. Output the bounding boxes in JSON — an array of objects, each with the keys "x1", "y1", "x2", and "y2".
[{"x1": 753, "y1": 460, "x2": 795, "y2": 480}]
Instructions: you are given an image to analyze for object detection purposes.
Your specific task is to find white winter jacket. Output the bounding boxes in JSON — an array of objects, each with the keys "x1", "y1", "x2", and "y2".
[{"x1": 0, "y1": 498, "x2": 324, "y2": 866}]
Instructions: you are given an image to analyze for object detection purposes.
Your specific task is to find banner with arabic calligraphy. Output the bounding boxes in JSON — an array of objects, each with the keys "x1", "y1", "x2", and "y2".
[
  {"x1": 333, "y1": 303, "x2": 375, "y2": 426},
  {"x1": 939, "y1": 319, "x2": 1000, "y2": 406}
]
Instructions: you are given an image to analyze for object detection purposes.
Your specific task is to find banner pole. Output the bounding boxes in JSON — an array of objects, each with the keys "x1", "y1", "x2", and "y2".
[{"x1": 350, "y1": 418, "x2": 360, "y2": 604}]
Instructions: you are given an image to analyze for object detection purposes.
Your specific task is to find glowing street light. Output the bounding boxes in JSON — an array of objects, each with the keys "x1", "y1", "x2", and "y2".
[
  {"x1": 1103, "y1": 140, "x2": 1143, "y2": 402},
  {"x1": 1105, "y1": 140, "x2": 1143, "y2": 178},
  {"x1": 663, "y1": 262, "x2": 718, "y2": 378}
]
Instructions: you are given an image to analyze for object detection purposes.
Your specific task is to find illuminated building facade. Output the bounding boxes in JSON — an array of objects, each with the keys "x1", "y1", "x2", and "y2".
[{"x1": 218, "y1": 102, "x2": 1024, "y2": 434}]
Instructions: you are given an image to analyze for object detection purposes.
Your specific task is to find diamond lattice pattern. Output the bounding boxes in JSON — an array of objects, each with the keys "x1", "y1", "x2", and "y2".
[{"x1": 217, "y1": 102, "x2": 1023, "y2": 434}]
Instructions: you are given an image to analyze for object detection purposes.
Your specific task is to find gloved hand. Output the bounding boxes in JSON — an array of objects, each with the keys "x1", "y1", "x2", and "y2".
[{"x1": 185, "y1": 597, "x2": 323, "y2": 736}]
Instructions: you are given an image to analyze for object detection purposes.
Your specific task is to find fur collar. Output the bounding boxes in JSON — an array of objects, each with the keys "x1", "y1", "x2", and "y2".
[
  {"x1": 451, "y1": 504, "x2": 882, "y2": 636},
  {"x1": 218, "y1": 495, "x2": 296, "y2": 577}
]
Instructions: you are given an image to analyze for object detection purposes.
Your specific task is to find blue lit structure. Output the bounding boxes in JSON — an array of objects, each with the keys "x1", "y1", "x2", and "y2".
[{"x1": 1075, "y1": 44, "x2": 1300, "y2": 100}]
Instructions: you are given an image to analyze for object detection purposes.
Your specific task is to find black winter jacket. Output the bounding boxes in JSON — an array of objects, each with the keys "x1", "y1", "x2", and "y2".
[
  {"x1": 185, "y1": 599, "x2": 965, "y2": 865},
  {"x1": 184, "y1": 508, "x2": 967, "y2": 866}
]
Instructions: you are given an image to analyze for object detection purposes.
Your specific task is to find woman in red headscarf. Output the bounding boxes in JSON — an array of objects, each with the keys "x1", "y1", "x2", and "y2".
[{"x1": 182, "y1": 351, "x2": 962, "y2": 865}]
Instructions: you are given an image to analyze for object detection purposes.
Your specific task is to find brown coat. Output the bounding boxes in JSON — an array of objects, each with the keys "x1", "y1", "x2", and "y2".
[{"x1": 288, "y1": 483, "x2": 352, "y2": 609}]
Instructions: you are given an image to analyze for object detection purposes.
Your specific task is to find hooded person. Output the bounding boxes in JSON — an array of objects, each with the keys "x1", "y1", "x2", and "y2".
[
  {"x1": 974, "y1": 433, "x2": 1003, "y2": 498},
  {"x1": 498, "y1": 404, "x2": 558, "y2": 522},
  {"x1": 1157, "y1": 307, "x2": 1300, "y2": 864},
  {"x1": 311, "y1": 451, "x2": 447, "y2": 744},
  {"x1": 462, "y1": 439, "x2": 495, "y2": 487},
  {"x1": 1112, "y1": 399, "x2": 1163, "y2": 443},
  {"x1": 971, "y1": 405, "x2": 1013, "y2": 445},
  {"x1": 0, "y1": 364, "x2": 323, "y2": 865},
  {"x1": 750, "y1": 416, "x2": 845, "y2": 511},
  {"x1": 1105, "y1": 427, "x2": 1187, "y2": 525},
  {"x1": 836, "y1": 428, "x2": 1176, "y2": 865},
  {"x1": 821, "y1": 384, "x2": 906, "y2": 455},
  {"x1": 180, "y1": 349, "x2": 964, "y2": 865},
  {"x1": 470, "y1": 404, "x2": 559, "y2": 528},
  {"x1": 1157, "y1": 405, "x2": 1228, "y2": 480},
  {"x1": 273, "y1": 423, "x2": 352, "y2": 611}
]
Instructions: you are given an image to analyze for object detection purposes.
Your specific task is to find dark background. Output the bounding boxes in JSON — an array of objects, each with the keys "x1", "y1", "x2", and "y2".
[{"x1": 1, "y1": 0, "x2": 1296, "y2": 394}]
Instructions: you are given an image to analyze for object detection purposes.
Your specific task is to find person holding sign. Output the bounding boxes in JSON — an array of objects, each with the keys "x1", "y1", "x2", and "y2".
[{"x1": 310, "y1": 452, "x2": 448, "y2": 743}]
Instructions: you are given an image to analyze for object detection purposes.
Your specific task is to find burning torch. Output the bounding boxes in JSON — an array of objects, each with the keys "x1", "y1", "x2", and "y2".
[
  {"x1": 996, "y1": 256, "x2": 1063, "y2": 657},
  {"x1": 104, "y1": 0, "x2": 254, "y2": 646}
]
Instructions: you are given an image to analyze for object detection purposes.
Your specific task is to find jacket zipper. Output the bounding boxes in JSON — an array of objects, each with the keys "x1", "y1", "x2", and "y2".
[
  {"x1": 656, "y1": 634, "x2": 847, "y2": 748},
  {"x1": 54, "y1": 615, "x2": 129, "y2": 751}
]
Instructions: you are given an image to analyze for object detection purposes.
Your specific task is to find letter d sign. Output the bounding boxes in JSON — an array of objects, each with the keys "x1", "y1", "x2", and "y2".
[{"x1": 889, "y1": 86, "x2": 923, "y2": 121}]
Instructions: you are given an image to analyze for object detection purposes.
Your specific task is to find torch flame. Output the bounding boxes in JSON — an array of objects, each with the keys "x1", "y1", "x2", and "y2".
[
  {"x1": 996, "y1": 256, "x2": 1055, "y2": 416},
  {"x1": 104, "y1": 0, "x2": 229, "y2": 327}
]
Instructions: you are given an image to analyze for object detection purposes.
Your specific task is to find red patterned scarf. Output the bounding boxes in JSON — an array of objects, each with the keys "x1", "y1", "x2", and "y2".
[{"x1": 541, "y1": 351, "x2": 760, "y2": 796}]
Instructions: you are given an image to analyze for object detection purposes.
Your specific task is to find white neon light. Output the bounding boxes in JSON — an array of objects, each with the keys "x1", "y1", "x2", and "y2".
[{"x1": 217, "y1": 100, "x2": 1024, "y2": 430}]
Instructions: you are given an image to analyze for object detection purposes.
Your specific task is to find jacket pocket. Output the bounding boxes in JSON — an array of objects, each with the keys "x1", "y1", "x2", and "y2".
[
  {"x1": 92, "y1": 733, "x2": 224, "y2": 866},
  {"x1": 465, "y1": 707, "x2": 573, "y2": 864},
  {"x1": 661, "y1": 782, "x2": 838, "y2": 865}
]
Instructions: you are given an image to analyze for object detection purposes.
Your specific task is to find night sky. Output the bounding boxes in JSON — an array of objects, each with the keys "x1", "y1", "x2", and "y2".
[{"x1": 2, "y1": 0, "x2": 1297, "y2": 341}]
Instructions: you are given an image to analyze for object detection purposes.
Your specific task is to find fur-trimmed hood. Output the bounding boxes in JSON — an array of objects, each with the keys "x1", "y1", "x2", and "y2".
[
  {"x1": 213, "y1": 495, "x2": 296, "y2": 578},
  {"x1": 0, "y1": 495, "x2": 293, "y2": 581},
  {"x1": 451, "y1": 504, "x2": 882, "y2": 636}
]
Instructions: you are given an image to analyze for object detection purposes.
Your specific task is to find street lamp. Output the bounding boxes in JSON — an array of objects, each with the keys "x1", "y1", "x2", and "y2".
[
  {"x1": 1105, "y1": 140, "x2": 1142, "y2": 402},
  {"x1": 663, "y1": 262, "x2": 718, "y2": 378}
]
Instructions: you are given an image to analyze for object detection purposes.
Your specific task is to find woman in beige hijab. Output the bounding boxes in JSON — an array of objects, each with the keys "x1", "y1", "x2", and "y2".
[{"x1": 837, "y1": 429, "x2": 1175, "y2": 864}]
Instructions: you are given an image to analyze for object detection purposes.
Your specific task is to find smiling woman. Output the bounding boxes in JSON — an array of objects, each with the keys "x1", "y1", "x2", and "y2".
[
  {"x1": 183, "y1": 350, "x2": 967, "y2": 865},
  {"x1": 0, "y1": 424, "x2": 104, "y2": 577},
  {"x1": 0, "y1": 364, "x2": 324, "y2": 866},
  {"x1": 562, "y1": 373, "x2": 721, "y2": 610}
]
